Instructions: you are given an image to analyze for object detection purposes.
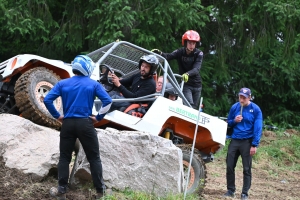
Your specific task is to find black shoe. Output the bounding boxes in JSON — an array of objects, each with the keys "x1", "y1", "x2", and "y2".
[
  {"x1": 223, "y1": 190, "x2": 235, "y2": 198},
  {"x1": 241, "y1": 193, "x2": 248, "y2": 200}
]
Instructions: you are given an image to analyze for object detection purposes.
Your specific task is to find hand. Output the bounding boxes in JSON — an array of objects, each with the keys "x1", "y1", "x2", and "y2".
[
  {"x1": 151, "y1": 49, "x2": 162, "y2": 55},
  {"x1": 182, "y1": 73, "x2": 189, "y2": 82},
  {"x1": 89, "y1": 116, "x2": 99, "y2": 124},
  {"x1": 234, "y1": 115, "x2": 243, "y2": 123},
  {"x1": 111, "y1": 73, "x2": 121, "y2": 87},
  {"x1": 250, "y1": 146, "x2": 257, "y2": 156},
  {"x1": 57, "y1": 115, "x2": 64, "y2": 123}
]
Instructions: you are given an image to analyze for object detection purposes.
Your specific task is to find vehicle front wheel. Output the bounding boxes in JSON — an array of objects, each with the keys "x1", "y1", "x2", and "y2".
[
  {"x1": 178, "y1": 145, "x2": 206, "y2": 194},
  {"x1": 14, "y1": 67, "x2": 63, "y2": 129}
]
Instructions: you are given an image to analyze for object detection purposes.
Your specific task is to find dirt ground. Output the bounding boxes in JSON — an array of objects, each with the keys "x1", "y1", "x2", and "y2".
[
  {"x1": 202, "y1": 129, "x2": 300, "y2": 200},
  {"x1": 202, "y1": 157, "x2": 300, "y2": 200},
  {"x1": 1, "y1": 130, "x2": 300, "y2": 200}
]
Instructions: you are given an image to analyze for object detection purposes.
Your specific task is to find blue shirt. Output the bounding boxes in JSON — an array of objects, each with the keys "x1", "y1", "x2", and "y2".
[
  {"x1": 227, "y1": 102, "x2": 263, "y2": 147},
  {"x1": 44, "y1": 76, "x2": 112, "y2": 121}
]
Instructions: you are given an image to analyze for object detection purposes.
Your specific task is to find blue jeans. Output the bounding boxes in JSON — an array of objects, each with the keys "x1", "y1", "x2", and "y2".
[
  {"x1": 182, "y1": 85, "x2": 202, "y2": 109},
  {"x1": 58, "y1": 118, "x2": 105, "y2": 193}
]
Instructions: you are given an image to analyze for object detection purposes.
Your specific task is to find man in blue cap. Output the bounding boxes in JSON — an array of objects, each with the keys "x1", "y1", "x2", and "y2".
[{"x1": 223, "y1": 87, "x2": 263, "y2": 200}]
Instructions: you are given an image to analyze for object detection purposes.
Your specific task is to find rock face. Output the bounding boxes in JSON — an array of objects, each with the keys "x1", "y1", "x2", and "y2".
[
  {"x1": 70, "y1": 128, "x2": 183, "y2": 196},
  {"x1": 0, "y1": 114, "x2": 60, "y2": 180},
  {"x1": 0, "y1": 114, "x2": 183, "y2": 196}
]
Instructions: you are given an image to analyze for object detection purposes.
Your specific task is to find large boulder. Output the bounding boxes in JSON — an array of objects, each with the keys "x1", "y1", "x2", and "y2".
[
  {"x1": 0, "y1": 114, "x2": 60, "y2": 180},
  {"x1": 70, "y1": 128, "x2": 183, "y2": 196},
  {"x1": 0, "y1": 114, "x2": 183, "y2": 196}
]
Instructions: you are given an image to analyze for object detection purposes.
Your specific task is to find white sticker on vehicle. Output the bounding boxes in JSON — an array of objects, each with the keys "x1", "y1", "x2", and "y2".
[{"x1": 169, "y1": 106, "x2": 210, "y2": 124}]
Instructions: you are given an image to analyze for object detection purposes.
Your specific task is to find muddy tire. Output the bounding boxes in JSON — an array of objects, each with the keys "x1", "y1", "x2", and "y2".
[
  {"x1": 14, "y1": 67, "x2": 63, "y2": 129},
  {"x1": 177, "y1": 144, "x2": 206, "y2": 194}
]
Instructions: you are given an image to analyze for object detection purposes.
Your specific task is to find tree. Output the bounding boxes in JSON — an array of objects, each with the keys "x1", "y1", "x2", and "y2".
[
  {"x1": 201, "y1": 0, "x2": 300, "y2": 126},
  {"x1": 0, "y1": 0, "x2": 299, "y2": 126}
]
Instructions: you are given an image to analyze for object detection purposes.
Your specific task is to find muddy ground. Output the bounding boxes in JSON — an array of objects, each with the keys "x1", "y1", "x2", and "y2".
[
  {"x1": 0, "y1": 130, "x2": 299, "y2": 200},
  {"x1": 202, "y1": 157, "x2": 300, "y2": 200}
]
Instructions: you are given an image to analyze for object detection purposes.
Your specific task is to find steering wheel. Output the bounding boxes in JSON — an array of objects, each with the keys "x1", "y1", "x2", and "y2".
[{"x1": 99, "y1": 64, "x2": 115, "y2": 92}]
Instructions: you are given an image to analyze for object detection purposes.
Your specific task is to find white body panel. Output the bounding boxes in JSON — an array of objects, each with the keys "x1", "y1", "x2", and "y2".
[
  {"x1": 100, "y1": 97, "x2": 227, "y2": 146},
  {"x1": 0, "y1": 54, "x2": 100, "y2": 81}
]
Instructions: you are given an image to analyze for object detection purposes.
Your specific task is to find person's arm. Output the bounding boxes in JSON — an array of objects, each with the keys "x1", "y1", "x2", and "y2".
[
  {"x1": 161, "y1": 49, "x2": 181, "y2": 61},
  {"x1": 119, "y1": 75, "x2": 134, "y2": 88},
  {"x1": 111, "y1": 73, "x2": 133, "y2": 88},
  {"x1": 94, "y1": 84, "x2": 112, "y2": 121},
  {"x1": 118, "y1": 79, "x2": 155, "y2": 98},
  {"x1": 227, "y1": 103, "x2": 238, "y2": 127},
  {"x1": 186, "y1": 51, "x2": 203, "y2": 76},
  {"x1": 251, "y1": 106, "x2": 263, "y2": 147},
  {"x1": 43, "y1": 83, "x2": 62, "y2": 119}
]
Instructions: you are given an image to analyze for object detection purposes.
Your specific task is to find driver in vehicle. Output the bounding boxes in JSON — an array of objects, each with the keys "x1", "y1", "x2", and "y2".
[{"x1": 109, "y1": 54, "x2": 159, "y2": 111}]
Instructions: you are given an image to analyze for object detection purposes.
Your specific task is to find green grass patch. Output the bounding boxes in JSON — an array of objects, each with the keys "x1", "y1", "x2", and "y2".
[
  {"x1": 92, "y1": 188, "x2": 201, "y2": 200},
  {"x1": 215, "y1": 129, "x2": 300, "y2": 171}
]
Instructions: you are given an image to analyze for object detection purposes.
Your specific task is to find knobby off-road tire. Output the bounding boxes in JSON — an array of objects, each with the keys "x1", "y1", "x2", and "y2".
[
  {"x1": 177, "y1": 144, "x2": 207, "y2": 194},
  {"x1": 14, "y1": 67, "x2": 63, "y2": 129}
]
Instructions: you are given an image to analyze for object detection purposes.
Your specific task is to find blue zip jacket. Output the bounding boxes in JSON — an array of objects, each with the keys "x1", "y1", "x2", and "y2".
[
  {"x1": 227, "y1": 102, "x2": 263, "y2": 147},
  {"x1": 44, "y1": 76, "x2": 112, "y2": 121}
]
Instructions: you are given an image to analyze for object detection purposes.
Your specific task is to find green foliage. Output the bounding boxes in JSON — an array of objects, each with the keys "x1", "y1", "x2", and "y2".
[
  {"x1": 95, "y1": 188, "x2": 200, "y2": 200},
  {"x1": 200, "y1": 0, "x2": 300, "y2": 126},
  {"x1": 254, "y1": 132, "x2": 300, "y2": 171},
  {"x1": 0, "y1": 0, "x2": 299, "y2": 125}
]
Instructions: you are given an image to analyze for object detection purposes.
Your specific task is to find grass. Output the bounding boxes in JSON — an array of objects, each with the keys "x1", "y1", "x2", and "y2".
[
  {"x1": 214, "y1": 128, "x2": 300, "y2": 176},
  {"x1": 74, "y1": 187, "x2": 201, "y2": 200}
]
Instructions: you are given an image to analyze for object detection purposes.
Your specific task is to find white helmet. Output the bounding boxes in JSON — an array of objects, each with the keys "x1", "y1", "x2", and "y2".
[{"x1": 138, "y1": 55, "x2": 159, "y2": 74}]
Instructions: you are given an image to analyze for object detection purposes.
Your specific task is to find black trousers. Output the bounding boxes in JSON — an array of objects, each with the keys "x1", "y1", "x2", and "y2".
[
  {"x1": 58, "y1": 118, "x2": 105, "y2": 193},
  {"x1": 226, "y1": 138, "x2": 252, "y2": 195}
]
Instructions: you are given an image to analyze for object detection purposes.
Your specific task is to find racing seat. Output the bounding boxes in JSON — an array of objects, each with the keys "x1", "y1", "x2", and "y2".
[{"x1": 122, "y1": 103, "x2": 149, "y2": 118}]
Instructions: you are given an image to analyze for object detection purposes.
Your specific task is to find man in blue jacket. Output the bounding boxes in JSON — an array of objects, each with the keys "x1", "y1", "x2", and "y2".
[
  {"x1": 44, "y1": 55, "x2": 112, "y2": 200},
  {"x1": 224, "y1": 87, "x2": 263, "y2": 200}
]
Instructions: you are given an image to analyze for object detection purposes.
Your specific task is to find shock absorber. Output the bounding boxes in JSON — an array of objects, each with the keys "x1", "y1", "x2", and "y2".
[{"x1": 163, "y1": 128, "x2": 174, "y2": 140}]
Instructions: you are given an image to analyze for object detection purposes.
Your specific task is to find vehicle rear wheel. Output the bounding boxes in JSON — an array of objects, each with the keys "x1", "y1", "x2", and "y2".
[
  {"x1": 178, "y1": 144, "x2": 206, "y2": 194},
  {"x1": 14, "y1": 67, "x2": 63, "y2": 129}
]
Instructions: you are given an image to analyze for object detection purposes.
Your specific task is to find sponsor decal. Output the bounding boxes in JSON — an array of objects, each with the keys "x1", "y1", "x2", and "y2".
[{"x1": 169, "y1": 106, "x2": 210, "y2": 124}]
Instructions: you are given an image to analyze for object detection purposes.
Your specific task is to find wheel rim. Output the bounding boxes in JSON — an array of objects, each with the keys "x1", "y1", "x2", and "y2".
[
  {"x1": 35, "y1": 81, "x2": 62, "y2": 111},
  {"x1": 183, "y1": 160, "x2": 195, "y2": 189}
]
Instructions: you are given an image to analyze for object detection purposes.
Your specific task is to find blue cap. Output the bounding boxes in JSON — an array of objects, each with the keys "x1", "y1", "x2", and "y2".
[{"x1": 239, "y1": 88, "x2": 251, "y2": 98}]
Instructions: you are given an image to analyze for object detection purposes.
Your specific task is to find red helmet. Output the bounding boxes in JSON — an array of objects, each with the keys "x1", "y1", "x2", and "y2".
[{"x1": 182, "y1": 30, "x2": 200, "y2": 46}]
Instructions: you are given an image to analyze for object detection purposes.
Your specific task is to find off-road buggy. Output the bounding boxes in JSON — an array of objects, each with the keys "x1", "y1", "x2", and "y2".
[{"x1": 0, "y1": 41, "x2": 227, "y2": 194}]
